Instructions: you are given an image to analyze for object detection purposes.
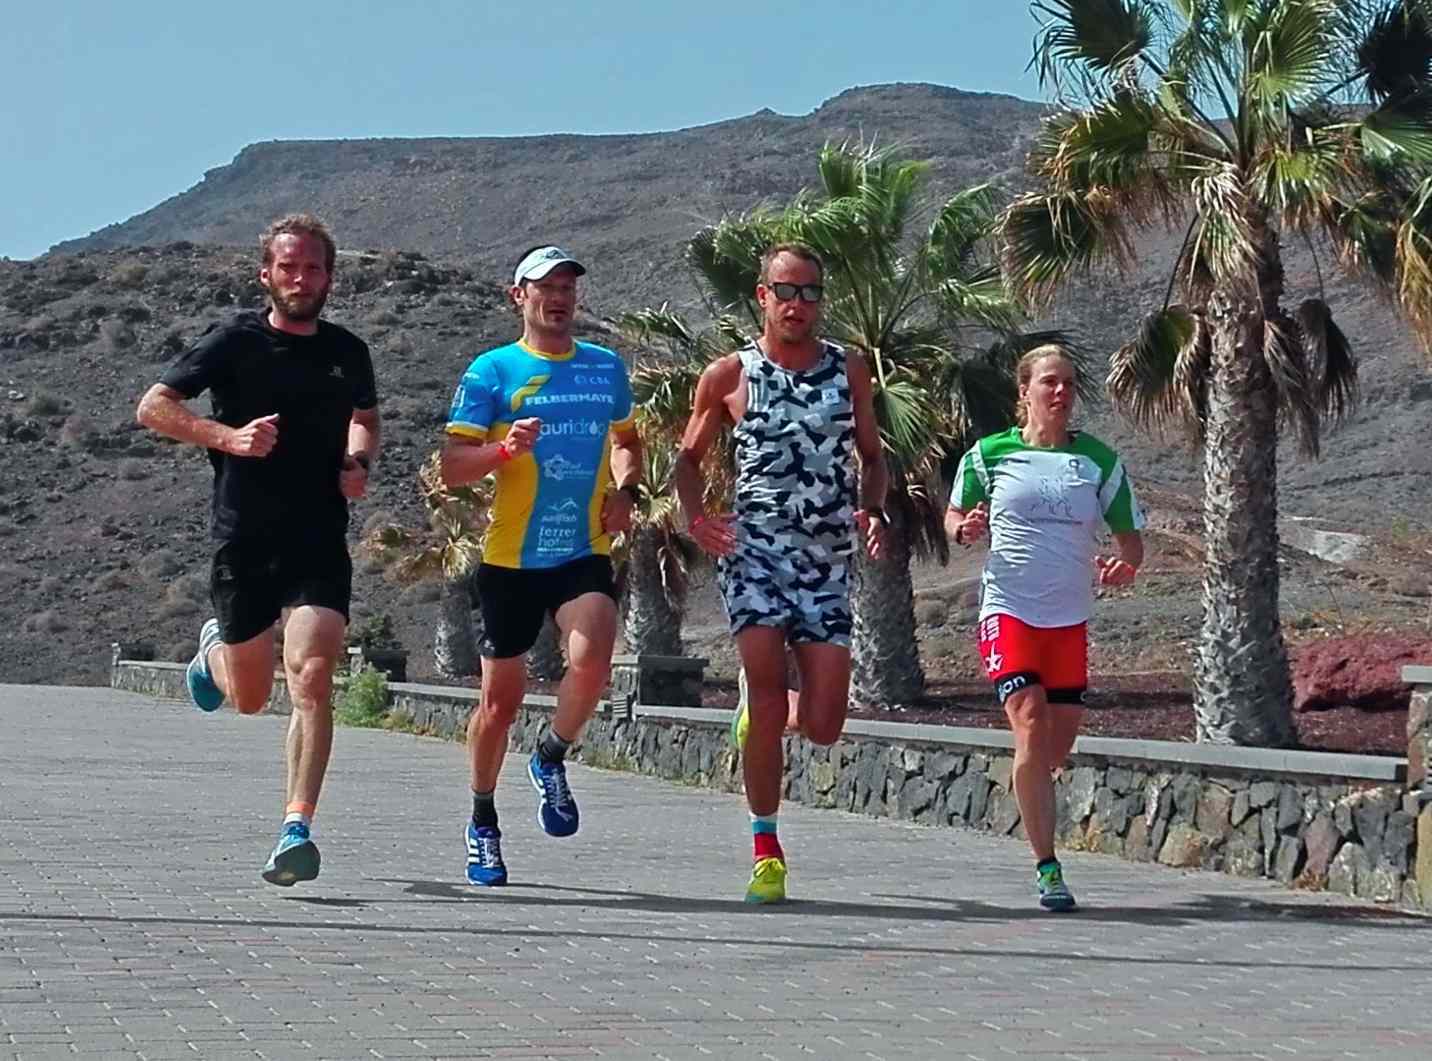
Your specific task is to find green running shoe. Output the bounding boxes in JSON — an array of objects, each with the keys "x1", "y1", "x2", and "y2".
[
  {"x1": 744, "y1": 856, "x2": 787, "y2": 904},
  {"x1": 1037, "y1": 860, "x2": 1077, "y2": 912},
  {"x1": 728, "y1": 668, "x2": 749, "y2": 750}
]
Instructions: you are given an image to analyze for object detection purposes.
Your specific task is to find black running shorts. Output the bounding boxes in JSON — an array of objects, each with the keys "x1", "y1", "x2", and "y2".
[
  {"x1": 474, "y1": 555, "x2": 616, "y2": 660},
  {"x1": 210, "y1": 536, "x2": 353, "y2": 644}
]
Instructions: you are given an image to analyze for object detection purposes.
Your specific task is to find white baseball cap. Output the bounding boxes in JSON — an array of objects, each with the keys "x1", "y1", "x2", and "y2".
[{"x1": 513, "y1": 246, "x2": 587, "y2": 285}]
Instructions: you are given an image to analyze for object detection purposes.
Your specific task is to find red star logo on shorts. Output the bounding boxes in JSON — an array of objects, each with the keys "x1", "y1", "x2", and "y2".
[{"x1": 984, "y1": 649, "x2": 1003, "y2": 675}]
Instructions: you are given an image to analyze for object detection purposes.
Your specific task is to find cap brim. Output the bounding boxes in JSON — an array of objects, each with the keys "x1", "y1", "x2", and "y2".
[{"x1": 519, "y1": 258, "x2": 586, "y2": 283}]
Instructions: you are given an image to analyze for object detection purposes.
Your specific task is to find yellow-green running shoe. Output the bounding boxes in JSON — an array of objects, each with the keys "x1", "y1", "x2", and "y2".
[
  {"x1": 728, "y1": 668, "x2": 749, "y2": 749},
  {"x1": 744, "y1": 856, "x2": 787, "y2": 904},
  {"x1": 1037, "y1": 860, "x2": 1077, "y2": 912}
]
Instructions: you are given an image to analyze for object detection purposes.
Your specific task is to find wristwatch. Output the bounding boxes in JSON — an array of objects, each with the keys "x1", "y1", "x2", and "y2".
[
  {"x1": 617, "y1": 483, "x2": 643, "y2": 504},
  {"x1": 862, "y1": 506, "x2": 887, "y2": 525},
  {"x1": 350, "y1": 453, "x2": 371, "y2": 471}
]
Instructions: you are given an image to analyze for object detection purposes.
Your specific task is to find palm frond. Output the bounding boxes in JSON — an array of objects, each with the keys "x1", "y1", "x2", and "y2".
[
  {"x1": 1264, "y1": 311, "x2": 1322, "y2": 457},
  {"x1": 1356, "y1": 0, "x2": 1432, "y2": 102},
  {"x1": 1030, "y1": 94, "x2": 1179, "y2": 215},
  {"x1": 1106, "y1": 305, "x2": 1210, "y2": 440},
  {"x1": 1395, "y1": 176, "x2": 1432, "y2": 347},
  {"x1": 1000, "y1": 191, "x2": 1134, "y2": 307},
  {"x1": 1252, "y1": 121, "x2": 1350, "y2": 226},
  {"x1": 1359, "y1": 91, "x2": 1432, "y2": 163},
  {"x1": 1294, "y1": 297, "x2": 1359, "y2": 423},
  {"x1": 1323, "y1": 189, "x2": 1402, "y2": 285},
  {"x1": 927, "y1": 183, "x2": 998, "y2": 277},
  {"x1": 1189, "y1": 163, "x2": 1259, "y2": 280},
  {"x1": 1244, "y1": 0, "x2": 1334, "y2": 110},
  {"x1": 1031, "y1": 0, "x2": 1159, "y2": 91}
]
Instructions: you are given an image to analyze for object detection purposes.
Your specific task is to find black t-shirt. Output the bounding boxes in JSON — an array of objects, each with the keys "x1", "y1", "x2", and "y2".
[{"x1": 159, "y1": 310, "x2": 378, "y2": 542}]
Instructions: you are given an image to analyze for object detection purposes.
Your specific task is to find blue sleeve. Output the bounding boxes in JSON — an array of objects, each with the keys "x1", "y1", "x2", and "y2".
[
  {"x1": 447, "y1": 356, "x2": 500, "y2": 439},
  {"x1": 610, "y1": 358, "x2": 634, "y2": 428}
]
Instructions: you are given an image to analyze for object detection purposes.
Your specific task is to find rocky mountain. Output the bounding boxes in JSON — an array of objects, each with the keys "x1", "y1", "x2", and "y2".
[{"x1": 5, "y1": 82, "x2": 1430, "y2": 686}]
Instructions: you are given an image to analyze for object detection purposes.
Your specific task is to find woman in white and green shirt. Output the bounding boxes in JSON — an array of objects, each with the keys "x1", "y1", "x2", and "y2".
[{"x1": 946, "y1": 344, "x2": 1145, "y2": 912}]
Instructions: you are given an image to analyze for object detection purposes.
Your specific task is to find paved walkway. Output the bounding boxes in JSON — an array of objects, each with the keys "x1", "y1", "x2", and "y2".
[{"x1": 1, "y1": 685, "x2": 1429, "y2": 1060}]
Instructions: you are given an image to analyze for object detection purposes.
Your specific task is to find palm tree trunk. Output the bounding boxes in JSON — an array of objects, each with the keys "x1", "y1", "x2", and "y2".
[
  {"x1": 850, "y1": 515, "x2": 925, "y2": 706},
  {"x1": 1195, "y1": 231, "x2": 1296, "y2": 746},
  {"x1": 433, "y1": 571, "x2": 480, "y2": 678},
  {"x1": 620, "y1": 527, "x2": 685, "y2": 656},
  {"x1": 527, "y1": 613, "x2": 565, "y2": 680}
]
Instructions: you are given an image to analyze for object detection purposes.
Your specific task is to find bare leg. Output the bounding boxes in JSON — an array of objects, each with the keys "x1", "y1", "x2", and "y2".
[
  {"x1": 789, "y1": 642, "x2": 851, "y2": 746},
  {"x1": 279, "y1": 606, "x2": 346, "y2": 814},
  {"x1": 208, "y1": 626, "x2": 277, "y2": 715},
  {"x1": 736, "y1": 626, "x2": 792, "y2": 818},
  {"x1": 1004, "y1": 684, "x2": 1058, "y2": 862},
  {"x1": 551, "y1": 592, "x2": 618, "y2": 742},
  {"x1": 471, "y1": 656, "x2": 527, "y2": 792}
]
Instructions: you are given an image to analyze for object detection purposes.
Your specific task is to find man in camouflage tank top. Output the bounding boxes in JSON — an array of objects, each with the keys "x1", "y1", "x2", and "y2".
[{"x1": 675, "y1": 243, "x2": 888, "y2": 904}]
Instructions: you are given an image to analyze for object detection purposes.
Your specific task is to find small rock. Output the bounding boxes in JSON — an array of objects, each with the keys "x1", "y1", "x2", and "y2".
[
  {"x1": 1327, "y1": 842, "x2": 1371, "y2": 897},
  {"x1": 1158, "y1": 825, "x2": 1211, "y2": 868},
  {"x1": 1274, "y1": 836, "x2": 1305, "y2": 883},
  {"x1": 1249, "y1": 781, "x2": 1280, "y2": 809},
  {"x1": 1304, "y1": 814, "x2": 1342, "y2": 879},
  {"x1": 1276, "y1": 785, "x2": 1303, "y2": 832},
  {"x1": 1196, "y1": 783, "x2": 1235, "y2": 835}
]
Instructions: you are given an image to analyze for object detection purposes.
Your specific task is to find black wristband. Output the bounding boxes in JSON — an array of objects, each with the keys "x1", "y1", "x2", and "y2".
[
  {"x1": 618, "y1": 483, "x2": 642, "y2": 504},
  {"x1": 863, "y1": 506, "x2": 887, "y2": 525},
  {"x1": 350, "y1": 453, "x2": 371, "y2": 471}
]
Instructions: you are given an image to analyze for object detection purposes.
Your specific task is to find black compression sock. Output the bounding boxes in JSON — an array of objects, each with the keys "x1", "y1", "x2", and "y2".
[
  {"x1": 537, "y1": 728, "x2": 572, "y2": 764},
  {"x1": 472, "y1": 789, "x2": 498, "y2": 830}
]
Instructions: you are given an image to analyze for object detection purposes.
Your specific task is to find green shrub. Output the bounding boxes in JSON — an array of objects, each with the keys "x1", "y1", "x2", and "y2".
[{"x1": 335, "y1": 665, "x2": 389, "y2": 727}]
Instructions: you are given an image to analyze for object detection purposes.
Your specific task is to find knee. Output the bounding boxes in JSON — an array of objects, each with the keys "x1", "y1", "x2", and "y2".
[
  {"x1": 565, "y1": 641, "x2": 611, "y2": 686},
  {"x1": 802, "y1": 704, "x2": 844, "y2": 746},
  {"x1": 288, "y1": 656, "x2": 335, "y2": 709},
  {"x1": 744, "y1": 692, "x2": 789, "y2": 740},
  {"x1": 476, "y1": 698, "x2": 520, "y2": 729},
  {"x1": 1003, "y1": 689, "x2": 1049, "y2": 745}
]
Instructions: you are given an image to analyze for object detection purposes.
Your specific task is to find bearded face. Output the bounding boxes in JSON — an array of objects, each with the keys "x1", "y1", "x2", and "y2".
[{"x1": 260, "y1": 233, "x2": 332, "y2": 323}]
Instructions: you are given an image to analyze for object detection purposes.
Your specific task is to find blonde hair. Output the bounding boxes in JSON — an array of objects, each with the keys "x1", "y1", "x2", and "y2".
[{"x1": 1015, "y1": 343, "x2": 1077, "y2": 427}]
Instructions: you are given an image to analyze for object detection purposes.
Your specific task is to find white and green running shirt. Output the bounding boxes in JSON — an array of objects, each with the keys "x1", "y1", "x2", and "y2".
[{"x1": 951, "y1": 427, "x2": 1145, "y2": 628}]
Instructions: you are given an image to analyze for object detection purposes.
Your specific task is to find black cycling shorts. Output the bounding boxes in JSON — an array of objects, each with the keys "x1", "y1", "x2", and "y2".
[
  {"x1": 474, "y1": 555, "x2": 616, "y2": 659},
  {"x1": 210, "y1": 537, "x2": 352, "y2": 644}
]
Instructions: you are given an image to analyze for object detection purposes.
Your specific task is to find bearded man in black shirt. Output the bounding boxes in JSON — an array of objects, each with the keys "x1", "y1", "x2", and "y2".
[{"x1": 136, "y1": 214, "x2": 380, "y2": 887}]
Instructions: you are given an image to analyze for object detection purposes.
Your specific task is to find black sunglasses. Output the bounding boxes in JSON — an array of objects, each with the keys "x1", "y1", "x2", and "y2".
[{"x1": 768, "y1": 282, "x2": 824, "y2": 303}]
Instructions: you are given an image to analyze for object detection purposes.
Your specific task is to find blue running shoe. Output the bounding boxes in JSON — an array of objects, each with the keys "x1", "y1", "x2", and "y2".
[
  {"x1": 185, "y1": 618, "x2": 225, "y2": 713},
  {"x1": 262, "y1": 821, "x2": 320, "y2": 887},
  {"x1": 465, "y1": 821, "x2": 507, "y2": 887},
  {"x1": 527, "y1": 750, "x2": 579, "y2": 837}
]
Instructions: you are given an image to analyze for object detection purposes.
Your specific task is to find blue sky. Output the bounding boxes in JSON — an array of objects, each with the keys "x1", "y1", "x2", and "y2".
[{"x1": 1, "y1": 2, "x2": 1042, "y2": 260}]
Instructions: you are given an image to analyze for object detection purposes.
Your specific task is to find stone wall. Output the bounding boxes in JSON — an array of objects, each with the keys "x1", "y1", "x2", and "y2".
[{"x1": 114, "y1": 658, "x2": 1425, "y2": 910}]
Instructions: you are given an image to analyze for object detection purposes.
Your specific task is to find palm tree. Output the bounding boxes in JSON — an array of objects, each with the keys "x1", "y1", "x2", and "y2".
[
  {"x1": 686, "y1": 141, "x2": 1067, "y2": 705},
  {"x1": 613, "y1": 307, "x2": 733, "y2": 656},
  {"x1": 1004, "y1": 0, "x2": 1432, "y2": 744},
  {"x1": 364, "y1": 452, "x2": 489, "y2": 678}
]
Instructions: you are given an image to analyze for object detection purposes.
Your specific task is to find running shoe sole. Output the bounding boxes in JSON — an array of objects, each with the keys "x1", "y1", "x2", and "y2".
[
  {"x1": 527, "y1": 754, "x2": 579, "y2": 837},
  {"x1": 262, "y1": 840, "x2": 321, "y2": 887}
]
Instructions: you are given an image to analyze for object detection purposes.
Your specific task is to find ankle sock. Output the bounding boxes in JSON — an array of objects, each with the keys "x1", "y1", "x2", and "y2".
[
  {"x1": 472, "y1": 789, "x2": 498, "y2": 830},
  {"x1": 751, "y1": 812, "x2": 783, "y2": 861},
  {"x1": 538, "y1": 727, "x2": 572, "y2": 765}
]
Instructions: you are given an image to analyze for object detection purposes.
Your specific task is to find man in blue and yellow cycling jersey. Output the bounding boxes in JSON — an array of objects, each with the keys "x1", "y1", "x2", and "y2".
[{"x1": 441, "y1": 245, "x2": 642, "y2": 887}]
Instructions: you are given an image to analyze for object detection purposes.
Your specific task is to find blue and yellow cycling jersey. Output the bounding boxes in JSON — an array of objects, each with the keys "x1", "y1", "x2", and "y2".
[{"x1": 446, "y1": 339, "x2": 635, "y2": 569}]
